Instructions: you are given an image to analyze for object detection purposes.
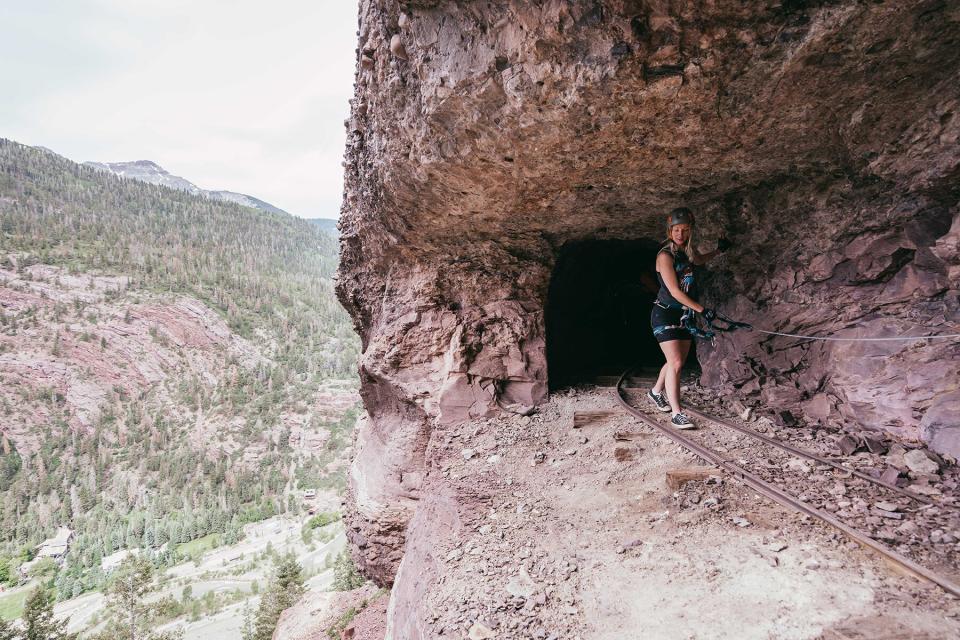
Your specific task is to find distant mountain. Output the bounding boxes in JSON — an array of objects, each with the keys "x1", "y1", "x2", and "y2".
[
  {"x1": 207, "y1": 190, "x2": 287, "y2": 214},
  {"x1": 83, "y1": 159, "x2": 201, "y2": 193},
  {"x1": 308, "y1": 217, "x2": 339, "y2": 237},
  {"x1": 33, "y1": 145, "x2": 70, "y2": 161},
  {"x1": 83, "y1": 158, "x2": 288, "y2": 215}
]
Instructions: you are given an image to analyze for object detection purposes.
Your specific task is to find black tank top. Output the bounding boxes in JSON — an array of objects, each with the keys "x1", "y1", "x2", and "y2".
[{"x1": 655, "y1": 243, "x2": 695, "y2": 309}]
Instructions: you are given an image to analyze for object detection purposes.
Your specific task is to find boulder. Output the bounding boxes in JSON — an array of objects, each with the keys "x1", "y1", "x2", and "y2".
[
  {"x1": 903, "y1": 449, "x2": 940, "y2": 476},
  {"x1": 920, "y1": 390, "x2": 960, "y2": 458}
]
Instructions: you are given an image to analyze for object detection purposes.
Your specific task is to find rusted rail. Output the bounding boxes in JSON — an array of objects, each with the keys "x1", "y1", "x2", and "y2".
[
  {"x1": 686, "y1": 407, "x2": 936, "y2": 505},
  {"x1": 619, "y1": 377, "x2": 938, "y2": 506},
  {"x1": 615, "y1": 369, "x2": 960, "y2": 598}
]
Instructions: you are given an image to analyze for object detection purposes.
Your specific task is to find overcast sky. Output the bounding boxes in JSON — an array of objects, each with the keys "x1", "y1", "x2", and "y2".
[{"x1": 0, "y1": 0, "x2": 357, "y2": 219}]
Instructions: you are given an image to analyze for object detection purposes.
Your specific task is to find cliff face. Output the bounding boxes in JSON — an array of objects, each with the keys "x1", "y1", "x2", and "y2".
[
  {"x1": 337, "y1": 0, "x2": 960, "y2": 587},
  {"x1": 0, "y1": 260, "x2": 358, "y2": 465}
]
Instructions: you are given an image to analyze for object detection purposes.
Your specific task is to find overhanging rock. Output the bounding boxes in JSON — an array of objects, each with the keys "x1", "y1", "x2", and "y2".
[{"x1": 337, "y1": 0, "x2": 960, "y2": 584}]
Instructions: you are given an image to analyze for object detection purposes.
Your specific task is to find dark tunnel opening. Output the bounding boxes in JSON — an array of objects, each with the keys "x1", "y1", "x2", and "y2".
[{"x1": 546, "y1": 239, "x2": 699, "y2": 389}]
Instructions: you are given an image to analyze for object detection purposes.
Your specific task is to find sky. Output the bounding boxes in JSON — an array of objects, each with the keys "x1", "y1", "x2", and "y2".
[{"x1": 0, "y1": 0, "x2": 358, "y2": 219}]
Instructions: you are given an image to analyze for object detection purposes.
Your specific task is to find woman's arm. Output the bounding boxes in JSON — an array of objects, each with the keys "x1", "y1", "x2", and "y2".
[{"x1": 656, "y1": 252, "x2": 704, "y2": 312}]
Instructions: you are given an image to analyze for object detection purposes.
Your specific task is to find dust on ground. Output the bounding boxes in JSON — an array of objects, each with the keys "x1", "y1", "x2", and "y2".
[{"x1": 408, "y1": 384, "x2": 959, "y2": 640}]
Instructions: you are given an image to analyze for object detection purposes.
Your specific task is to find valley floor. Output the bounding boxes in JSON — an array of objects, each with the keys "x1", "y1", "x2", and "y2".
[{"x1": 47, "y1": 497, "x2": 346, "y2": 639}]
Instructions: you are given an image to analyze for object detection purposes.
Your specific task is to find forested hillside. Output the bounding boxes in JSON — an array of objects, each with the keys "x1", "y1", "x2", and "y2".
[
  {"x1": 1, "y1": 141, "x2": 352, "y2": 373},
  {"x1": 0, "y1": 139, "x2": 359, "y2": 601}
]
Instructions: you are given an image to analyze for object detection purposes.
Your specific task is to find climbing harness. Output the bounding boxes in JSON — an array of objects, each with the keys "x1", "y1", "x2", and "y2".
[
  {"x1": 652, "y1": 301, "x2": 752, "y2": 342},
  {"x1": 680, "y1": 309, "x2": 752, "y2": 342},
  {"x1": 652, "y1": 300, "x2": 695, "y2": 340}
]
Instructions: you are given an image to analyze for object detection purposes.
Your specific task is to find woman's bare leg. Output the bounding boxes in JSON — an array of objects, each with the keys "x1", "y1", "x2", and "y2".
[
  {"x1": 652, "y1": 362, "x2": 668, "y2": 396},
  {"x1": 657, "y1": 339, "x2": 691, "y2": 414}
]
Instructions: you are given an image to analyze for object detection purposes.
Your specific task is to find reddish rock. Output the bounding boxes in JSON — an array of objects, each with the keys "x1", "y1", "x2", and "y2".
[
  {"x1": 344, "y1": 588, "x2": 389, "y2": 639},
  {"x1": 879, "y1": 467, "x2": 900, "y2": 486},
  {"x1": 862, "y1": 435, "x2": 888, "y2": 455},
  {"x1": 920, "y1": 391, "x2": 960, "y2": 458},
  {"x1": 802, "y1": 394, "x2": 833, "y2": 423},
  {"x1": 836, "y1": 435, "x2": 861, "y2": 457},
  {"x1": 334, "y1": 2, "x2": 960, "y2": 622},
  {"x1": 773, "y1": 410, "x2": 799, "y2": 429}
]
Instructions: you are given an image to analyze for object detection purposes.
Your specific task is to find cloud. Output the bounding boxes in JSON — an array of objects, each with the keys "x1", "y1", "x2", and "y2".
[{"x1": 0, "y1": 0, "x2": 358, "y2": 218}]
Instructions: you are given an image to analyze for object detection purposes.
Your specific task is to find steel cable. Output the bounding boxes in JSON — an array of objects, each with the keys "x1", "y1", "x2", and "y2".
[{"x1": 752, "y1": 328, "x2": 960, "y2": 342}]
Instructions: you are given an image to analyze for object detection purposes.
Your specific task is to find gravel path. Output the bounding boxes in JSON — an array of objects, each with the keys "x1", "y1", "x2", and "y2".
[{"x1": 401, "y1": 384, "x2": 959, "y2": 639}]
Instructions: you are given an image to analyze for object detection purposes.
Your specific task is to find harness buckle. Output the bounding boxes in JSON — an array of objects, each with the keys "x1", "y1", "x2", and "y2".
[{"x1": 682, "y1": 310, "x2": 753, "y2": 341}]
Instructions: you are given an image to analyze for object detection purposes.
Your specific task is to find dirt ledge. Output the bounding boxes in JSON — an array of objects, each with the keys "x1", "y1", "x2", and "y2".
[{"x1": 384, "y1": 386, "x2": 959, "y2": 639}]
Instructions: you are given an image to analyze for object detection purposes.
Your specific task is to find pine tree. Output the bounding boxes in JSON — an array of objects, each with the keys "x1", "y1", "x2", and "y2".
[
  {"x1": 273, "y1": 554, "x2": 303, "y2": 596},
  {"x1": 22, "y1": 587, "x2": 76, "y2": 640},
  {"x1": 249, "y1": 555, "x2": 304, "y2": 640},
  {"x1": 88, "y1": 556, "x2": 182, "y2": 640},
  {"x1": 0, "y1": 556, "x2": 11, "y2": 586},
  {"x1": 331, "y1": 550, "x2": 365, "y2": 591},
  {"x1": 112, "y1": 555, "x2": 153, "y2": 640},
  {"x1": 0, "y1": 618, "x2": 17, "y2": 640},
  {"x1": 239, "y1": 603, "x2": 254, "y2": 640}
]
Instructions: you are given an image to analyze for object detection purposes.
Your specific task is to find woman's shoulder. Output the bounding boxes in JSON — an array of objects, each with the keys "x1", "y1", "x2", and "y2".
[{"x1": 656, "y1": 246, "x2": 674, "y2": 267}]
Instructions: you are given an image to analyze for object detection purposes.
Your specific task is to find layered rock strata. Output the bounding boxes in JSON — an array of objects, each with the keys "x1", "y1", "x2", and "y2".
[{"x1": 337, "y1": 0, "x2": 960, "y2": 590}]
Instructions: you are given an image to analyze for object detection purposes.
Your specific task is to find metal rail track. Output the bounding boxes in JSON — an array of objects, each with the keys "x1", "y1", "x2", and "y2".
[
  {"x1": 620, "y1": 376, "x2": 941, "y2": 507},
  {"x1": 681, "y1": 406, "x2": 938, "y2": 506},
  {"x1": 615, "y1": 369, "x2": 960, "y2": 598}
]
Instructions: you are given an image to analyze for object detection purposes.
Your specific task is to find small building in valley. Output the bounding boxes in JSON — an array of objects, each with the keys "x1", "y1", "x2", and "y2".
[
  {"x1": 36, "y1": 527, "x2": 73, "y2": 560},
  {"x1": 101, "y1": 549, "x2": 136, "y2": 573}
]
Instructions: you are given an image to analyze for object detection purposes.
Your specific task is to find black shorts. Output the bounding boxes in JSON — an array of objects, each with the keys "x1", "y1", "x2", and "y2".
[{"x1": 651, "y1": 305, "x2": 693, "y2": 343}]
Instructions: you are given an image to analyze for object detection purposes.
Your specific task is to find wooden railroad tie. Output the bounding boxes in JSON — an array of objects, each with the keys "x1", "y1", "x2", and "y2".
[
  {"x1": 665, "y1": 466, "x2": 721, "y2": 490},
  {"x1": 588, "y1": 375, "x2": 650, "y2": 388},
  {"x1": 572, "y1": 410, "x2": 621, "y2": 429}
]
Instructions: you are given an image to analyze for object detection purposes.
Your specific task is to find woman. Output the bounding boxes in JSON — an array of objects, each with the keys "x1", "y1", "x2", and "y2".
[{"x1": 646, "y1": 207, "x2": 728, "y2": 428}]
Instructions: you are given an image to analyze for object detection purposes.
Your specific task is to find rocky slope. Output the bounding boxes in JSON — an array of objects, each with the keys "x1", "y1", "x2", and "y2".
[
  {"x1": 0, "y1": 260, "x2": 358, "y2": 463},
  {"x1": 335, "y1": 0, "x2": 960, "y2": 600},
  {"x1": 273, "y1": 583, "x2": 387, "y2": 640},
  {"x1": 0, "y1": 261, "x2": 254, "y2": 456}
]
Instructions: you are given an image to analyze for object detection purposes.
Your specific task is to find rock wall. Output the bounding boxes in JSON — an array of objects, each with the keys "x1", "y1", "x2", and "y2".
[{"x1": 337, "y1": 0, "x2": 960, "y2": 588}]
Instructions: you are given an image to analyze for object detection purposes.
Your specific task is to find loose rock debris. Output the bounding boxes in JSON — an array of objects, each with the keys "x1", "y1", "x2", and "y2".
[
  {"x1": 411, "y1": 384, "x2": 960, "y2": 639},
  {"x1": 643, "y1": 382, "x2": 960, "y2": 578}
]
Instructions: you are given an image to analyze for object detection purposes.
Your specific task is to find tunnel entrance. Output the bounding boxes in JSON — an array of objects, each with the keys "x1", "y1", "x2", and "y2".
[{"x1": 546, "y1": 239, "x2": 698, "y2": 389}]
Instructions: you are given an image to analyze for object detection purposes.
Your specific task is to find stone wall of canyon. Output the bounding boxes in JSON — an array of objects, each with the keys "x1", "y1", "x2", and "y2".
[{"x1": 336, "y1": 0, "x2": 960, "y2": 589}]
